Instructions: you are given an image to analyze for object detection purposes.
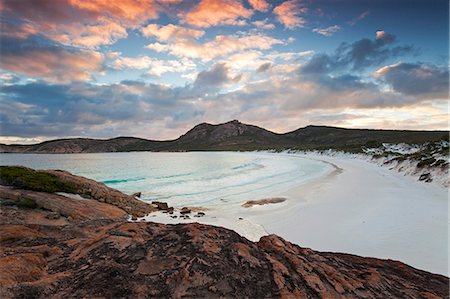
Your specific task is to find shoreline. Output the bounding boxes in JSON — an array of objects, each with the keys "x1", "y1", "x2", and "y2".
[
  {"x1": 140, "y1": 152, "x2": 448, "y2": 276},
  {"x1": 248, "y1": 153, "x2": 448, "y2": 276}
]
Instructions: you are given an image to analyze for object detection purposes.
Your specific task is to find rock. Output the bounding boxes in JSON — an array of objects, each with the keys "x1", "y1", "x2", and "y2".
[
  {"x1": 180, "y1": 207, "x2": 191, "y2": 214},
  {"x1": 42, "y1": 168, "x2": 157, "y2": 217},
  {"x1": 241, "y1": 197, "x2": 286, "y2": 208},
  {"x1": 45, "y1": 212, "x2": 61, "y2": 220},
  {"x1": 152, "y1": 201, "x2": 169, "y2": 210},
  {"x1": 419, "y1": 173, "x2": 433, "y2": 182},
  {"x1": 0, "y1": 186, "x2": 126, "y2": 222},
  {"x1": 162, "y1": 207, "x2": 174, "y2": 214},
  {"x1": 109, "y1": 229, "x2": 132, "y2": 238},
  {"x1": 197, "y1": 212, "x2": 205, "y2": 217},
  {"x1": 0, "y1": 204, "x2": 448, "y2": 299},
  {"x1": 131, "y1": 215, "x2": 137, "y2": 221},
  {"x1": 132, "y1": 192, "x2": 141, "y2": 198}
]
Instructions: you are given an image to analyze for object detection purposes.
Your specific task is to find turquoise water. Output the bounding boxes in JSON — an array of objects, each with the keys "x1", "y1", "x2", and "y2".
[{"x1": 0, "y1": 152, "x2": 331, "y2": 207}]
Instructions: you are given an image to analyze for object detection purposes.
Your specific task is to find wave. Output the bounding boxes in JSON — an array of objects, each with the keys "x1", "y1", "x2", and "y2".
[{"x1": 102, "y1": 177, "x2": 145, "y2": 184}]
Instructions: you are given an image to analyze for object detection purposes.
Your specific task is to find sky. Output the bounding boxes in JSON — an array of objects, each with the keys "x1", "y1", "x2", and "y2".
[{"x1": 0, "y1": 0, "x2": 448, "y2": 144}]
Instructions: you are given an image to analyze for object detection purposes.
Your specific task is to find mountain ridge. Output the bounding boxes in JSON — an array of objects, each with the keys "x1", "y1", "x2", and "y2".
[{"x1": 1, "y1": 120, "x2": 448, "y2": 153}]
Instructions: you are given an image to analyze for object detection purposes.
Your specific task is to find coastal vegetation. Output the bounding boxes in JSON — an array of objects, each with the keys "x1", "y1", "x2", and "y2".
[{"x1": 0, "y1": 166, "x2": 77, "y2": 193}]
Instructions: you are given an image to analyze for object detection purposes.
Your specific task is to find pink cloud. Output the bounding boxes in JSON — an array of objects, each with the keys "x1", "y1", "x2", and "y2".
[
  {"x1": 181, "y1": 0, "x2": 253, "y2": 28},
  {"x1": 141, "y1": 24, "x2": 204, "y2": 41},
  {"x1": 248, "y1": 0, "x2": 270, "y2": 12},
  {"x1": 0, "y1": 0, "x2": 175, "y2": 47},
  {"x1": 146, "y1": 33, "x2": 285, "y2": 61},
  {"x1": 0, "y1": 46, "x2": 104, "y2": 83},
  {"x1": 273, "y1": 0, "x2": 307, "y2": 29}
]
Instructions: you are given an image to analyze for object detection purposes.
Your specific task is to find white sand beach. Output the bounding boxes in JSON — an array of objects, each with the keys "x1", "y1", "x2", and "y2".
[{"x1": 144, "y1": 153, "x2": 449, "y2": 276}]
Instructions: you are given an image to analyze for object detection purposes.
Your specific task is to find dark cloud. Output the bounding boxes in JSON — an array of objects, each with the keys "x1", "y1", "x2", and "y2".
[
  {"x1": 256, "y1": 62, "x2": 272, "y2": 73},
  {"x1": 0, "y1": 80, "x2": 204, "y2": 138},
  {"x1": 301, "y1": 31, "x2": 414, "y2": 74},
  {"x1": 193, "y1": 63, "x2": 241, "y2": 88},
  {"x1": 339, "y1": 32, "x2": 413, "y2": 70},
  {"x1": 375, "y1": 62, "x2": 449, "y2": 98},
  {"x1": 1, "y1": 0, "x2": 97, "y2": 24}
]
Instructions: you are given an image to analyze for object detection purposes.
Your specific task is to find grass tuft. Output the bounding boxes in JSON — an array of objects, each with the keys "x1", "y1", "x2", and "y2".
[{"x1": 0, "y1": 166, "x2": 77, "y2": 193}]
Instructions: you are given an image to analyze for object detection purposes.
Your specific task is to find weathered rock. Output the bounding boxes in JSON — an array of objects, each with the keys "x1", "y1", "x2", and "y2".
[
  {"x1": 132, "y1": 192, "x2": 141, "y2": 198},
  {"x1": 419, "y1": 173, "x2": 433, "y2": 182},
  {"x1": 152, "y1": 201, "x2": 169, "y2": 210},
  {"x1": 194, "y1": 212, "x2": 205, "y2": 217},
  {"x1": 0, "y1": 186, "x2": 126, "y2": 221},
  {"x1": 241, "y1": 197, "x2": 286, "y2": 208},
  {"x1": 180, "y1": 207, "x2": 191, "y2": 214},
  {"x1": 45, "y1": 212, "x2": 60, "y2": 220},
  {"x1": 42, "y1": 169, "x2": 157, "y2": 217},
  {"x1": 0, "y1": 204, "x2": 448, "y2": 299}
]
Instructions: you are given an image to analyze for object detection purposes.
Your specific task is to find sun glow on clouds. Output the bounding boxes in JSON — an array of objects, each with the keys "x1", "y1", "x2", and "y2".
[{"x1": 0, "y1": 0, "x2": 448, "y2": 142}]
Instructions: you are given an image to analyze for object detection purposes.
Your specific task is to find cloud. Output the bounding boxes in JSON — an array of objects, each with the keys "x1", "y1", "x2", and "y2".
[
  {"x1": 146, "y1": 33, "x2": 285, "y2": 61},
  {"x1": 273, "y1": 0, "x2": 307, "y2": 29},
  {"x1": 112, "y1": 56, "x2": 196, "y2": 76},
  {"x1": 301, "y1": 31, "x2": 414, "y2": 73},
  {"x1": 193, "y1": 63, "x2": 241, "y2": 89},
  {"x1": 141, "y1": 23, "x2": 204, "y2": 41},
  {"x1": 374, "y1": 62, "x2": 449, "y2": 99},
  {"x1": 266, "y1": 50, "x2": 314, "y2": 61},
  {"x1": 0, "y1": 0, "x2": 181, "y2": 48},
  {"x1": 0, "y1": 73, "x2": 21, "y2": 84},
  {"x1": 313, "y1": 25, "x2": 340, "y2": 36},
  {"x1": 181, "y1": 0, "x2": 252, "y2": 28},
  {"x1": 348, "y1": 10, "x2": 371, "y2": 26},
  {"x1": 0, "y1": 80, "x2": 198, "y2": 139},
  {"x1": 248, "y1": 0, "x2": 270, "y2": 12},
  {"x1": 0, "y1": 36, "x2": 104, "y2": 83},
  {"x1": 256, "y1": 62, "x2": 272, "y2": 73},
  {"x1": 252, "y1": 19, "x2": 275, "y2": 30},
  {"x1": 339, "y1": 31, "x2": 412, "y2": 70}
]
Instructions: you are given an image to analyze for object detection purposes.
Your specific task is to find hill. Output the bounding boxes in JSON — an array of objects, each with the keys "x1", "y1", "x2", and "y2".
[{"x1": 0, "y1": 120, "x2": 447, "y2": 153}]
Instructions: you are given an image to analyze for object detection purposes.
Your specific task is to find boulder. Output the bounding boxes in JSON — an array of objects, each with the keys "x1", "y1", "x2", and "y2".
[
  {"x1": 152, "y1": 201, "x2": 169, "y2": 210},
  {"x1": 180, "y1": 207, "x2": 191, "y2": 214},
  {"x1": 419, "y1": 173, "x2": 432, "y2": 182}
]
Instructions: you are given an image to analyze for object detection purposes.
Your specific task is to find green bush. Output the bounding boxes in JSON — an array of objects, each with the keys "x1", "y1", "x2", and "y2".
[
  {"x1": 16, "y1": 198, "x2": 38, "y2": 209},
  {"x1": 0, "y1": 166, "x2": 77, "y2": 193}
]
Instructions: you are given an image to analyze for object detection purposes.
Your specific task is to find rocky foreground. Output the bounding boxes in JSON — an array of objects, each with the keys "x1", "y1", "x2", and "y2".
[{"x1": 0, "y1": 167, "x2": 448, "y2": 298}]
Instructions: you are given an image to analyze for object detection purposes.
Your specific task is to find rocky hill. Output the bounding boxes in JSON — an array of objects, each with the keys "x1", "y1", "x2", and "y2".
[
  {"x1": 0, "y1": 120, "x2": 447, "y2": 153},
  {"x1": 0, "y1": 167, "x2": 448, "y2": 298},
  {"x1": 172, "y1": 120, "x2": 283, "y2": 150}
]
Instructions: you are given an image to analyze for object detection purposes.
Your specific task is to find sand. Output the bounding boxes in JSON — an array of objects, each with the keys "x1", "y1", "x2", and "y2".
[{"x1": 141, "y1": 153, "x2": 449, "y2": 276}]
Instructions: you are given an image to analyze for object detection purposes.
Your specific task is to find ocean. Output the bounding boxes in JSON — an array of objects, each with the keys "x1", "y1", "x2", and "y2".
[{"x1": 0, "y1": 151, "x2": 332, "y2": 208}]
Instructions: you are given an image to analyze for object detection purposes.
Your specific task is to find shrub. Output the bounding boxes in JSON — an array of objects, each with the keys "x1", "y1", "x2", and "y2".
[
  {"x1": 0, "y1": 166, "x2": 77, "y2": 193},
  {"x1": 417, "y1": 158, "x2": 436, "y2": 168},
  {"x1": 16, "y1": 198, "x2": 38, "y2": 209}
]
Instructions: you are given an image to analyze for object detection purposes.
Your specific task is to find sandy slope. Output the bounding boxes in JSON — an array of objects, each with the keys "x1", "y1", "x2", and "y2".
[{"x1": 143, "y1": 153, "x2": 448, "y2": 276}]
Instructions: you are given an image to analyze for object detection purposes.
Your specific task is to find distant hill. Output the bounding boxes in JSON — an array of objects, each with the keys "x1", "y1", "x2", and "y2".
[{"x1": 0, "y1": 120, "x2": 448, "y2": 153}]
